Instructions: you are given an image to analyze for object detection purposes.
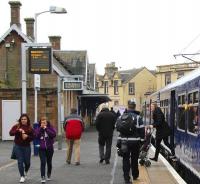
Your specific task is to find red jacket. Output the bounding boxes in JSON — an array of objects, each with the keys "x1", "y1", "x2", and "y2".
[{"x1": 63, "y1": 114, "x2": 84, "y2": 139}]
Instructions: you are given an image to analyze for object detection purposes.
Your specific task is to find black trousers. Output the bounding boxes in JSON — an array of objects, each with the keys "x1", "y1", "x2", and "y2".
[
  {"x1": 39, "y1": 148, "x2": 54, "y2": 178},
  {"x1": 98, "y1": 136, "x2": 113, "y2": 161},
  {"x1": 122, "y1": 142, "x2": 140, "y2": 181},
  {"x1": 154, "y1": 137, "x2": 175, "y2": 159}
]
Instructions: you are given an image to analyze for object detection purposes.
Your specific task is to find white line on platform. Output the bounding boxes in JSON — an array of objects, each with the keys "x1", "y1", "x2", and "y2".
[
  {"x1": 110, "y1": 149, "x2": 118, "y2": 184},
  {"x1": 0, "y1": 160, "x2": 16, "y2": 171},
  {"x1": 150, "y1": 146, "x2": 186, "y2": 184}
]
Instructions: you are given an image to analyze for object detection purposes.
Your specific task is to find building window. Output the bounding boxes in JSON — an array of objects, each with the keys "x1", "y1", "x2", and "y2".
[
  {"x1": 114, "y1": 100, "x2": 119, "y2": 106},
  {"x1": 114, "y1": 80, "x2": 118, "y2": 95},
  {"x1": 177, "y1": 71, "x2": 184, "y2": 79},
  {"x1": 165, "y1": 73, "x2": 171, "y2": 85},
  {"x1": 104, "y1": 81, "x2": 108, "y2": 94},
  {"x1": 129, "y1": 82, "x2": 135, "y2": 95}
]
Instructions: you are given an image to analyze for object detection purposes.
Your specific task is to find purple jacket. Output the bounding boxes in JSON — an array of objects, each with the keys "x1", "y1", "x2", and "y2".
[{"x1": 34, "y1": 122, "x2": 56, "y2": 150}]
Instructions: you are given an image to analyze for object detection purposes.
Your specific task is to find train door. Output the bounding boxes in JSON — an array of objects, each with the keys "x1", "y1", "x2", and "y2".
[{"x1": 170, "y1": 90, "x2": 175, "y2": 147}]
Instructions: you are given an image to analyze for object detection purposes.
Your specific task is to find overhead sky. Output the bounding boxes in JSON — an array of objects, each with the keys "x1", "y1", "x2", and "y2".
[{"x1": 1, "y1": 0, "x2": 200, "y2": 74}]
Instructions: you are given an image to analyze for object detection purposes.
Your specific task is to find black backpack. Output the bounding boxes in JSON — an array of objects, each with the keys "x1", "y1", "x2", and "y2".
[{"x1": 116, "y1": 113, "x2": 137, "y2": 136}]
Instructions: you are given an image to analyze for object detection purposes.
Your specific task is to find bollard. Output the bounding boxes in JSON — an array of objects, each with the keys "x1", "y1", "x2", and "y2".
[{"x1": 33, "y1": 122, "x2": 40, "y2": 156}]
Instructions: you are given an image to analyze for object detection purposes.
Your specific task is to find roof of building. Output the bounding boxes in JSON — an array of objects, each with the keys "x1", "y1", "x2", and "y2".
[
  {"x1": 0, "y1": 24, "x2": 32, "y2": 44},
  {"x1": 119, "y1": 67, "x2": 145, "y2": 83}
]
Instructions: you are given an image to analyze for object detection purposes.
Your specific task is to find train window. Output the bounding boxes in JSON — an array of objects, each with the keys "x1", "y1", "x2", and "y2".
[
  {"x1": 178, "y1": 96, "x2": 181, "y2": 105},
  {"x1": 193, "y1": 91, "x2": 199, "y2": 104},
  {"x1": 188, "y1": 106, "x2": 198, "y2": 134},
  {"x1": 178, "y1": 107, "x2": 185, "y2": 130},
  {"x1": 188, "y1": 93, "x2": 193, "y2": 104},
  {"x1": 178, "y1": 95, "x2": 185, "y2": 105},
  {"x1": 182, "y1": 95, "x2": 185, "y2": 104}
]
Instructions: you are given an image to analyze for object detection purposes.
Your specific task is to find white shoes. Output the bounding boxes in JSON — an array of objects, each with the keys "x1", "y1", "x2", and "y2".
[
  {"x1": 46, "y1": 177, "x2": 51, "y2": 181},
  {"x1": 41, "y1": 177, "x2": 46, "y2": 183},
  {"x1": 19, "y1": 176, "x2": 25, "y2": 183}
]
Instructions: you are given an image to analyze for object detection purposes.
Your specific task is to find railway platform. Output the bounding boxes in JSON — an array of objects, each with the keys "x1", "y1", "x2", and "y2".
[{"x1": 0, "y1": 128, "x2": 186, "y2": 184}]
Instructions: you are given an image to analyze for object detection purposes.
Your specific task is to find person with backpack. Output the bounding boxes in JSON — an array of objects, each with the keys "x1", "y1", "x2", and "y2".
[
  {"x1": 63, "y1": 108, "x2": 84, "y2": 165},
  {"x1": 116, "y1": 99, "x2": 145, "y2": 184},
  {"x1": 34, "y1": 116, "x2": 56, "y2": 183},
  {"x1": 95, "y1": 105, "x2": 116, "y2": 164}
]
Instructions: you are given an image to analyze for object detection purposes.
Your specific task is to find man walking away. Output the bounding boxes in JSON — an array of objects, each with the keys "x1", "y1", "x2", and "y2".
[
  {"x1": 63, "y1": 108, "x2": 84, "y2": 165},
  {"x1": 95, "y1": 105, "x2": 116, "y2": 164}
]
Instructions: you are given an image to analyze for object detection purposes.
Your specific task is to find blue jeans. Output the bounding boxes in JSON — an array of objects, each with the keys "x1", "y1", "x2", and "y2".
[
  {"x1": 39, "y1": 148, "x2": 54, "y2": 178},
  {"x1": 15, "y1": 145, "x2": 31, "y2": 177}
]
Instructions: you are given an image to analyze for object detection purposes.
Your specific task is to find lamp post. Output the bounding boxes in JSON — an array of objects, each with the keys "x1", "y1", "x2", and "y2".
[{"x1": 34, "y1": 6, "x2": 67, "y2": 123}]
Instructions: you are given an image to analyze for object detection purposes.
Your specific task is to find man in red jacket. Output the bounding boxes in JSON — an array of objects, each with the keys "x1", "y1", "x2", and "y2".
[{"x1": 63, "y1": 108, "x2": 84, "y2": 165}]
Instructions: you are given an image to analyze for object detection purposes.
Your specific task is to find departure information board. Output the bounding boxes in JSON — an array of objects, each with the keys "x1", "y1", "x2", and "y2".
[{"x1": 29, "y1": 47, "x2": 52, "y2": 74}]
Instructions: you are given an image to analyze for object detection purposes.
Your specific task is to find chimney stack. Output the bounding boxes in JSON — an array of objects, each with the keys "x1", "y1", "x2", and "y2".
[
  {"x1": 9, "y1": 1, "x2": 22, "y2": 29},
  {"x1": 24, "y1": 18, "x2": 35, "y2": 40},
  {"x1": 49, "y1": 36, "x2": 61, "y2": 50}
]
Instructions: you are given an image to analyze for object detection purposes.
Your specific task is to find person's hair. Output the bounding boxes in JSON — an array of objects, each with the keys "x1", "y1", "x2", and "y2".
[
  {"x1": 39, "y1": 116, "x2": 51, "y2": 126},
  {"x1": 151, "y1": 101, "x2": 158, "y2": 108},
  {"x1": 71, "y1": 108, "x2": 77, "y2": 114},
  {"x1": 18, "y1": 113, "x2": 31, "y2": 127}
]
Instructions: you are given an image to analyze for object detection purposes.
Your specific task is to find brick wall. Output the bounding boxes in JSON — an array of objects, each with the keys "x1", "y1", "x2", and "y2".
[{"x1": 0, "y1": 89, "x2": 58, "y2": 139}]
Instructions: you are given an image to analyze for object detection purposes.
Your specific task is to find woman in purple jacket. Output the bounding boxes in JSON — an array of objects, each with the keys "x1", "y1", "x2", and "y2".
[{"x1": 35, "y1": 116, "x2": 56, "y2": 183}]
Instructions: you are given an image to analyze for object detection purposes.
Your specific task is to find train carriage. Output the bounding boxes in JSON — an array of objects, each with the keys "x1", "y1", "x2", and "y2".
[{"x1": 144, "y1": 67, "x2": 200, "y2": 183}]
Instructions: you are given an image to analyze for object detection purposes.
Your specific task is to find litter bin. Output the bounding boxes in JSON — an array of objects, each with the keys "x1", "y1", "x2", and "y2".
[{"x1": 33, "y1": 122, "x2": 40, "y2": 156}]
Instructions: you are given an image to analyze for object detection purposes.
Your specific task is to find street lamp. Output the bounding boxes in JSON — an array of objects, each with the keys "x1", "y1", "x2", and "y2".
[
  {"x1": 34, "y1": 6, "x2": 67, "y2": 42},
  {"x1": 34, "y1": 6, "x2": 67, "y2": 123}
]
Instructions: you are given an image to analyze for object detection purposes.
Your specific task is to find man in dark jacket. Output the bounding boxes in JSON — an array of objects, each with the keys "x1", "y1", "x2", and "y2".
[
  {"x1": 95, "y1": 105, "x2": 116, "y2": 164},
  {"x1": 116, "y1": 99, "x2": 145, "y2": 184}
]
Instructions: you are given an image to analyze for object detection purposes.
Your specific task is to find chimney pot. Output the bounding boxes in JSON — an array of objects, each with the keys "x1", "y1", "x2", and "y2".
[{"x1": 9, "y1": 1, "x2": 22, "y2": 28}]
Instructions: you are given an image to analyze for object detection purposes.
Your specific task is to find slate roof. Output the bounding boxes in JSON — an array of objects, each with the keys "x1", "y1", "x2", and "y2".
[{"x1": 0, "y1": 24, "x2": 32, "y2": 44}]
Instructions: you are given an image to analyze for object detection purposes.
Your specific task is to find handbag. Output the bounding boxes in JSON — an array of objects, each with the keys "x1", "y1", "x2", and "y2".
[{"x1": 11, "y1": 144, "x2": 17, "y2": 160}]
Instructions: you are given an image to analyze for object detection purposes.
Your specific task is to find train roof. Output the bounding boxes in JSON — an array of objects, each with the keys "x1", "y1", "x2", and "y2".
[{"x1": 152, "y1": 66, "x2": 200, "y2": 96}]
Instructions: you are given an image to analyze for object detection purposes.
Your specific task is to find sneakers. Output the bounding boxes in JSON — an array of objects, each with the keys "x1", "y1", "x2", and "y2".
[
  {"x1": 41, "y1": 176, "x2": 46, "y2": 183},
  {"x1": 47, "y1": 173, "x2": 51, "y2": 181},
  {"x1": 24, "y1": 172, "x2": 28, "y2": 179},
  {"x1": 75, "y1": 162, "x2": 80, "y2": 166},
  {"x1": 19, "y1": 176, "x2": 25, "y2": 183}
]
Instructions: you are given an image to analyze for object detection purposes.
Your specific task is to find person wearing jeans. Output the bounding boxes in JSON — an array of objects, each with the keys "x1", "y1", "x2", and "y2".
[
  {"x1": 9, "y1": 114, "x2": 34, "y2": 183},
  {"x1": 34, "y1": 116, "x2": 56, "y2": 183}
]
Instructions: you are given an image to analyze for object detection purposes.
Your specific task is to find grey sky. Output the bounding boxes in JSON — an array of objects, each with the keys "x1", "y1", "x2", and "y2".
[{"x1": 1, "y1": 0, "x2": 200, "y2": 74}]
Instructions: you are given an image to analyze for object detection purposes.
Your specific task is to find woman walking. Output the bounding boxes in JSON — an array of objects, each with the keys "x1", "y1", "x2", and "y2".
[
  {"x1": 34, "y1": 116, "x2": 56, "y2": 183},
  {"x1": 9, "y1": 114, "x2": 34, "y2": 183},
  {"x1": 149, "y1": 102, "x2": 175, "y2": 161}
]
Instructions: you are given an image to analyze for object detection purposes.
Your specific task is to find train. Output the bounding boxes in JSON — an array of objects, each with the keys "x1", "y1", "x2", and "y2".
[{"x1": 143, "y1": 66, "x2": 200, "y2": 183}]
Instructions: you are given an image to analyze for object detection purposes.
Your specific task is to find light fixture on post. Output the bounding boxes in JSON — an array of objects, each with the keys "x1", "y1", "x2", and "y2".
[{"x1": 33, "y1": 6, "x2": 67, "y2": 148}]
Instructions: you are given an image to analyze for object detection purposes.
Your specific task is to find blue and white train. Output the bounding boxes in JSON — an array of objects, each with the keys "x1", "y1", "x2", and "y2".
[{"x1": 143, "y1": 67, "x2": 200, "y2": 183}]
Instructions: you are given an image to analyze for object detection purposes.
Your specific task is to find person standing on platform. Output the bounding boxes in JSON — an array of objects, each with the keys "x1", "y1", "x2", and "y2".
[
  {"x1": 9, "y1": 114, "x2": 34, "y2": 183},
  {"x1": 95, "y1": 105, "x2": 116, "y2": 164},
  {"x1": 63, "y1": 108, "x2": 84, "y2": 165},
  {"x1": 34, "y1": 116, "x2": 56, "y2": 183}
]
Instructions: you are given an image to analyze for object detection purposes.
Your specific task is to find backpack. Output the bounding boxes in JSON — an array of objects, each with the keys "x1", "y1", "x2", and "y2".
[
  {"x1": 116, "y1": 113, "x2": 137, "y2": 136},
  {"x1": 65, "y1": 119, "x2": 83, "y2": 139}
]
